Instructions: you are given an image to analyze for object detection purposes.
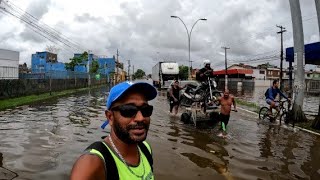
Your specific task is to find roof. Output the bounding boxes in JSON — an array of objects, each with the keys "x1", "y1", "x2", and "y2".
[
  {"x1": 286, "y1": 41, "x2": 320, "y2": 65},
  {"x1": 213, "y1": 68, "x2": 253, "y2": 75}
]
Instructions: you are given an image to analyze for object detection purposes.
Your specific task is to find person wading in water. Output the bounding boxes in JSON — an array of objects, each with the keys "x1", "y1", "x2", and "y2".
[
  {"x1": 216, "y1": 89, "x2": 237, "y2": 137},
  {"x1": 169, "y1": 80, "x2": 185, "y2": 116}
]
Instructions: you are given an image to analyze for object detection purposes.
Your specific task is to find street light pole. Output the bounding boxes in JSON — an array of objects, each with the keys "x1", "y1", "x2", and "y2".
[{"x1": 171, "y1": 16, "x2": 207, "y2": 80}]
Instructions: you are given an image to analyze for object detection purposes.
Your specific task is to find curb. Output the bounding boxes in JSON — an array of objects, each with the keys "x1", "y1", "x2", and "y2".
[{"x1": 237, "y1": 106, "x2": 320, "y2": 136}]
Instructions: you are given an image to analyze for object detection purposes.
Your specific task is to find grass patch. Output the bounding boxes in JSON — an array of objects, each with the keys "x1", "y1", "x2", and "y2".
[
  {"x1": 235, "y1": 98, "x2": 261, "y2": 113},
  {"x1": 0, "y1": 86, "x2": 100, "y2": 111},
  {"x1": 295, "y1": 118, "x2": 320, "y2": 134}
]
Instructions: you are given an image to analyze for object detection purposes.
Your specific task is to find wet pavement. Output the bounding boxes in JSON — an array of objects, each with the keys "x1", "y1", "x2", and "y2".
[{"x1": 0, "y1": 85, "x2": 320, "y2": 180}]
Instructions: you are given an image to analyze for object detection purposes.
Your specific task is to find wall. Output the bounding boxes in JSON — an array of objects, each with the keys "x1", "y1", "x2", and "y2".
[
  {"x1": 0, "y1": 49, "x2": 19, "y2": 79},
  {"x1": 252, "y1": 69, "x2": 266, "y2": 80},
  {"x1": 97, "y1": 57, "x2": 116, "y2": 78},
  {"x1": 0, "y1": 78, "x2": 107, "y2": 100}
]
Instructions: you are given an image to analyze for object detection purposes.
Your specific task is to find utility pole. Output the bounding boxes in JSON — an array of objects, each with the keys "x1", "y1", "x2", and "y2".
[
  {"x1": 127, "y1": 60, "x2": 131, "y2": 81},
  {"x1": 190, "y1": 60, "x2": 194, "y2": 79},
  {"x1": 277, "y1": 25, "x2": 286, "y2": 91},
  {"x1": 222, "y1": 46, "x2": 230, "y2": 90},
  {"x1": 132, "y1": 65, "x2": 135, "y2": 80},
  {"x1": 289, "y1": 0, "x2": 306, "y2": 122},
  {"x1": 116, "y1": 49, "x2": 119, "y2": 84},
  {"x1": 49, "y1": 63, "x2": 52, "y2": 95},
  {"x1": 87, "y1": 50, "x2": 91, "y2": 87},
  {"x1": 313, "y1": 0, "x2": 320, "y2": 129}
]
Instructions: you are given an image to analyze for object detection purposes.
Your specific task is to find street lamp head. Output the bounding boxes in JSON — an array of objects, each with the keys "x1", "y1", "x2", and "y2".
[
  {"x1": 171, "y1": 15, "x2": 178, "y2": 18},
  {"x1": 200, "y1": 18, "x2": 207, "y2": 21}
]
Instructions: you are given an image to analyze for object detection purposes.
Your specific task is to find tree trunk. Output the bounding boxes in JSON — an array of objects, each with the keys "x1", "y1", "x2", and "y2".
[{"x1": 289, "y1": 0, "x2": 307, "y2": 122}]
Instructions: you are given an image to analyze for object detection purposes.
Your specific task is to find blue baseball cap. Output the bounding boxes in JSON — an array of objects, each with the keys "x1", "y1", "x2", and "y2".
[{"x1": 101, "y1": 81, "x2": 157, "y2": 129}]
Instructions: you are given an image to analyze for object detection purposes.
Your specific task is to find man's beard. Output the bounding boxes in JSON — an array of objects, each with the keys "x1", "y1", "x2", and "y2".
[{"x1": 113, "y1": 120, "x2": 149, "y2": 144}]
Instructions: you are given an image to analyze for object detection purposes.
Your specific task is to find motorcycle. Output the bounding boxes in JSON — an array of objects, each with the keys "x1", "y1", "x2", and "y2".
[{"x1": 180, "y1": 74, "x2": 222, "y2": 112}]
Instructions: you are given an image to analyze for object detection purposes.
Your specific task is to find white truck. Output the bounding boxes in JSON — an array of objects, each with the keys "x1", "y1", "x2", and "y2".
[{"x1": 152, "y1": 62, "x2": 179, "y2": 88}]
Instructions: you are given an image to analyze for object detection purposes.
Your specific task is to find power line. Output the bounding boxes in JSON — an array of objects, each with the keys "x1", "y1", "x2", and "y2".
[
  {"x1": 0, "y1": 0, "x2": 85, "y2": 53},
  {"x1": 5, "y1": 0, "x2": 84, "y2": 51}
]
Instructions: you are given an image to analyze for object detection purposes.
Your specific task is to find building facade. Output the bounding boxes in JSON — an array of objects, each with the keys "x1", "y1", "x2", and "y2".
[{"x1": 0, "y1": 49, "x2": 19, "y2": 79}]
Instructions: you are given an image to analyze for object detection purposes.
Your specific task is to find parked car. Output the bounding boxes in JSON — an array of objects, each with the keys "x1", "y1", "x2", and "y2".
[{"x1": 166, "y1": 80, "x2": 200, "y2": 100}]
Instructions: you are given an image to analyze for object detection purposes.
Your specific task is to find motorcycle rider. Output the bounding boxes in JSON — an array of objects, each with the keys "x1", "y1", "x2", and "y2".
[
  {"x1": 196, "y1": 59, "x2": 214, "y2": 82},
  {"x1": 192, "y1": 59, "x2": 214, "y2": 95}
]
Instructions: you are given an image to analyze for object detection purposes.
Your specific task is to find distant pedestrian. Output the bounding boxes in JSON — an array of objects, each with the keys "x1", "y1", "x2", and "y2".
[{"x1": 169, "y1": 80, "x2": 185, "y2": 116}]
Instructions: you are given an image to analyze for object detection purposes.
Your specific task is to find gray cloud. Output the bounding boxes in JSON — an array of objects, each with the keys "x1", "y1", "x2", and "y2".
[
  {"x1": 0, "y1": 0, "x2": 319, "y2": 73},
  {"x1": 19, "y1": 0, "x2": 52, "y2": 43},
  {"x1": 25, "y1": 0, "x2": 52, "y2": 19}
]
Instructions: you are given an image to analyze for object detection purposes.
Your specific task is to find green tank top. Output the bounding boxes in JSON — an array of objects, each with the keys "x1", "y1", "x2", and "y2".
[{"x1": 89, "y1": 141, "x2": 154, "y2": 180}]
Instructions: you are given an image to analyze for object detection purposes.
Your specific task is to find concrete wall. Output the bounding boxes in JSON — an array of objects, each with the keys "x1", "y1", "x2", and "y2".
[
  {"x1": 217, "y1": 78, "x2": 255, "y2": 91},
  {"x1": 0, "y1": 49, "x2": 19, "y2": 79},
  {"x1": 0, "y1": 78, "x2": 107, "y2": 100}
]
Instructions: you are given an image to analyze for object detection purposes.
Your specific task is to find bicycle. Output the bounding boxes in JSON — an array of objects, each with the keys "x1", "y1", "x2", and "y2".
[{"x1": 259, "y1": 99, "x2": 290, "y2": 125}]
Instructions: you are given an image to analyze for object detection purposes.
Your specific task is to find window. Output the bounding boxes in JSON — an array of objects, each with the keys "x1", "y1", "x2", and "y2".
[{"x1": 259, "y1": 70, "x2": 264, "y2": 74}]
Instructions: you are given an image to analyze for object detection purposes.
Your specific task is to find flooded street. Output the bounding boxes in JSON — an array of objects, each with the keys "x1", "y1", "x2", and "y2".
[{"x1": 1, "y1": 85, "x2": 320, "y2": 180}]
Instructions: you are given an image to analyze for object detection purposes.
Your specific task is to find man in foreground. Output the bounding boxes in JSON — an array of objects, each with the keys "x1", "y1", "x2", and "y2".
[
  {"x1": 70, "y1": 81, "x2": 157, "y2": 180},
  {"x1": 216, "y1": 89, "x2": 237, "y2": 136}
]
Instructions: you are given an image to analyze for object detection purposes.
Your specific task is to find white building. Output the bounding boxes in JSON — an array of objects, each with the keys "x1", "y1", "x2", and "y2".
[
  {"x1": 0, "y1": 49, "x2": 19, "y2": 79},
  {"x1": 252, "y1": 68, "x2": 266, "y2": 80}
]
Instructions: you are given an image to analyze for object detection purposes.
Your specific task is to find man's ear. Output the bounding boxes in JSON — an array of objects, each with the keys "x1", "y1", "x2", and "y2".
[{"x1": 105, "y1": 110, "x2": 114, "y2": 126}]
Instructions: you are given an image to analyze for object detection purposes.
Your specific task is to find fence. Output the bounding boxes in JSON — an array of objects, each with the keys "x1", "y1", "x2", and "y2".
[
  {"x1": 217, "y1": 78, "x2": 255, "y2": 91},
  {"x1": 19, "y1": 70, "x2": 91, "y2": 79},
  {"x1": 0, "y1": 66, "x2": 19, "y2": 79},
  {"x1": 0, "y1": 77, "x2": 107, "y2": 100}
]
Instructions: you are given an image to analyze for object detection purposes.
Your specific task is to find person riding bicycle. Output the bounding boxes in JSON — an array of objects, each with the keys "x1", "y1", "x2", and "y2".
[{"x1": 265, "y1": 79, "x2": 290, "y2": 116}]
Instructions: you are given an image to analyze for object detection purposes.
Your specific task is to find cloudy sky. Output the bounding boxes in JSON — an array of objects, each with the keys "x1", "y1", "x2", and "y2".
[{"x1": 0, "y1": 0, "x2": 318, "y2": 73}]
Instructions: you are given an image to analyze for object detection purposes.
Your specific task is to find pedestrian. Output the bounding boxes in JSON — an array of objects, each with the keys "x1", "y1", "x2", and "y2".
[
  {"x1": 169, "y1": 80, "x2": 185, "y2": 116},
  {"x1": 216, "y1": 89, "x2": 237, "y2": 137},
  {"x1": 70, "y1": 81, "x2": 157, "y2": 180}
]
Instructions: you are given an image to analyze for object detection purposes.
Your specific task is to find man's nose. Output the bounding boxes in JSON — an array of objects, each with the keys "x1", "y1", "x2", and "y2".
[{"x1": 134, "y1": 110, "x2": 144, "y2": 121}]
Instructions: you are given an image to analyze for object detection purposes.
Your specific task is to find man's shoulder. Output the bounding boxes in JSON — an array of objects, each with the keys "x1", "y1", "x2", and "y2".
[
  {"x1": 140, "y1": 141, "x2": 153, "y2": 154},
  {"x1": 70, "y1": 154, "x2": 105, "y2": 180}
]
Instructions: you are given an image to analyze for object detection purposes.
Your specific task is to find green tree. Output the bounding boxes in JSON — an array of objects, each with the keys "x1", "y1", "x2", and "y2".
[
  {"x1": 90, "y1": 60, "x2": 99, "y2": 73},
  {"x1": 65, "y1": 51, "x2": 88, "y2": 71},
  {"x1": 134, "y1": 69, "x2": 145, "y2": 79},
  {"x1": 179, "y1": 65, "x2": 189, "y2": 80}
]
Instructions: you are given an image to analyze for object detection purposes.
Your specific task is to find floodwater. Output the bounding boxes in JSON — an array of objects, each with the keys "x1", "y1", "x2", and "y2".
[{"x1": 1, "y1": 83, "x2": 320, "y2": 180}]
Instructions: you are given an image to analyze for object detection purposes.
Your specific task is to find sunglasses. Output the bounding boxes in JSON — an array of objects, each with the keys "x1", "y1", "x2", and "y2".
[{"x1": 111, "y1": 103, "x2": 153, "y2": 118}]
